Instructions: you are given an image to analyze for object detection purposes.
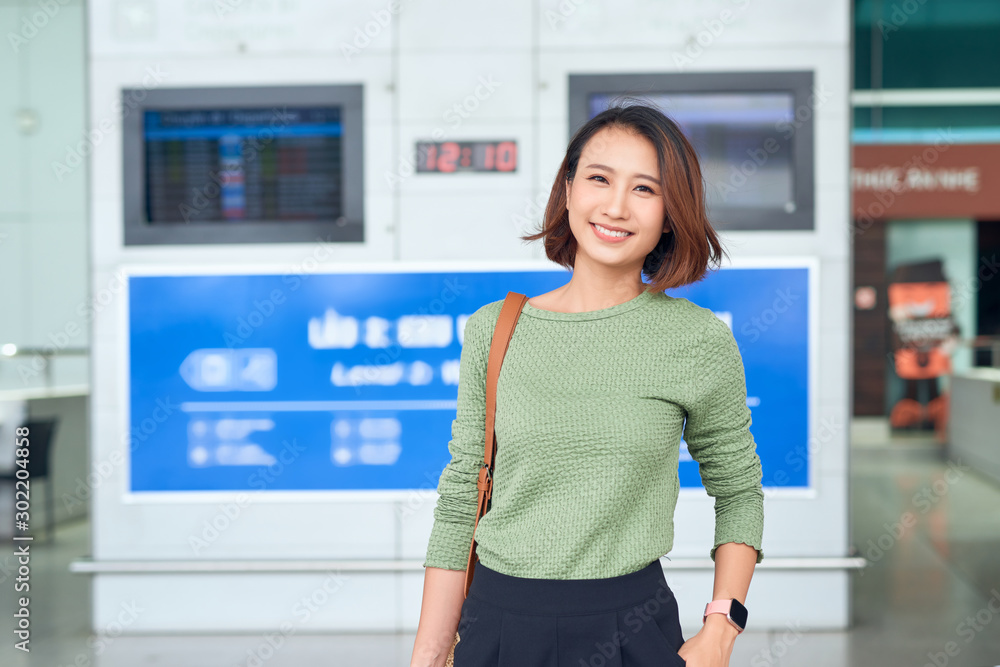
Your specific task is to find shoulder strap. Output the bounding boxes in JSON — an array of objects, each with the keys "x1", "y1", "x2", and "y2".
[{"x1": 464, "y1": 291, "x2": 528, "y2": 598}]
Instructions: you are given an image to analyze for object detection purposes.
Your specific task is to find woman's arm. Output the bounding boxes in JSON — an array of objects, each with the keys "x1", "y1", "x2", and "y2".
[
  {"x1": 702, "y1": 542, "x2": 757, "y2": 648},
  {"x1": 679, "y1": 313, "x2": 765, "y2": 666},
  {"x1": 413, "y1": 303, "x2": 497, "y2": 665},
  {"x1": 682, "y1": 313, "x2": 765, "y2": 566},
  {"x1": 410, "y1": 567, "x2": 466, "y2": 667},
  {"x1": 678, "y1": 541, "x2": 759, "y2": 665}
]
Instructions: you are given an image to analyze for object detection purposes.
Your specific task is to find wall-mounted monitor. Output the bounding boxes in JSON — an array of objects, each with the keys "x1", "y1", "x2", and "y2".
[
  {"x1": 122, "y1": 84, "x2": 364, "y2": 245},
  {"x1": 569, "y1": 72, "x2": 815, "y2": 230}
]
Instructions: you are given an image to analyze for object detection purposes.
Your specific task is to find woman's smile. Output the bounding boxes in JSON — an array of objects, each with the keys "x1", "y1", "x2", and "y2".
[{"x1": 590, "y1": 221, "x2": 635, "y2": 242}]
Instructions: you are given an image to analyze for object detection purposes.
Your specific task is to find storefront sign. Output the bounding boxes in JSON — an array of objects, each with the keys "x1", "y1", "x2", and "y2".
[{"x1": 852, "y1": 143, "x2": 1000, "y2": 219}]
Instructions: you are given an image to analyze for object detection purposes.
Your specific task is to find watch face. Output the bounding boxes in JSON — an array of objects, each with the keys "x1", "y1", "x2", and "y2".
[{"x1": 729, "y1": 598, "x2": 748, "y2": 629}]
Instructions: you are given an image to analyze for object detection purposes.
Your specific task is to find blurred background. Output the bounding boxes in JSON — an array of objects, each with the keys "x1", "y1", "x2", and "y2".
[{"x1": 0, "y1": 0, "x2": 998, "y2": 665}]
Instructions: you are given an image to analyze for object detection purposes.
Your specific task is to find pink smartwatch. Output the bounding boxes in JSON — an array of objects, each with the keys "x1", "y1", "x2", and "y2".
[{"x1": 703, "y1": 598, "x2": 748, "y2": 634}]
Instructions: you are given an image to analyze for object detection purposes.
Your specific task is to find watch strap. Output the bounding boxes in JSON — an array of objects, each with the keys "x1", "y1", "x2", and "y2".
[{"x1": 703, "y1": 598, "x2": 746, "y2": 633}]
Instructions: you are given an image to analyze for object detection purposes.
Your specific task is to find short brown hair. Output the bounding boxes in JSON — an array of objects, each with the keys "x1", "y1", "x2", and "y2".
[{"x1": 520, "y1": 99, "x2": 727, "y2": 292}]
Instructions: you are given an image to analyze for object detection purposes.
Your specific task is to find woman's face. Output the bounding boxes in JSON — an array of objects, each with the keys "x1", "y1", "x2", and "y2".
[{"x1": 565, "y1": 126, "x2": 670, "y2": 275}]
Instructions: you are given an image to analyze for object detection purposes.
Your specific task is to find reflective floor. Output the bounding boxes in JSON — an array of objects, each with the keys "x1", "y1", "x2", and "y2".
[{"x1": 1, "y1": 427, "x2": 999, "y2": 666}]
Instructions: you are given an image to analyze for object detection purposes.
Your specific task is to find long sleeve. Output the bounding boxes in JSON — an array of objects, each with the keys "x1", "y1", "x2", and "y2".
[
  {"x1": 682, "y1": 313, "x2": 765, "y2": 564},
  {"x1": 422, "y1": 305, "x2": 492, "y2": 571}
]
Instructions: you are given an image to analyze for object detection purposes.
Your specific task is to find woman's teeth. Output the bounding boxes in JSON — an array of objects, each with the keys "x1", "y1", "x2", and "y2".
[{"x1": 592, "y1": 223, "x2": 632, "y2": 238}]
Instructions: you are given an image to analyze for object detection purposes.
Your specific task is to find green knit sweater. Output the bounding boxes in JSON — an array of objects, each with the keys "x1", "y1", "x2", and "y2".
[{"x1": 423, "y1": 287, "x2": 764, "y2": 579}]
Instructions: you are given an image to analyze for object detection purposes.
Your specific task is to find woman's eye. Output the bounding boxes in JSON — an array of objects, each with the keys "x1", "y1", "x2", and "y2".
[{"x1": 588, "y1": 175, "x2": 655, "y2": 194}]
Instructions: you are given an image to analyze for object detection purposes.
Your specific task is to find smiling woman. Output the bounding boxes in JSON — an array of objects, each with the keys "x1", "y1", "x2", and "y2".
[
  {"x1": 412, "y1": 100, "x2": 763, "y2": 667},
  {"x1": 521, "y1": 100, "x2": 727, "y2": 298}
]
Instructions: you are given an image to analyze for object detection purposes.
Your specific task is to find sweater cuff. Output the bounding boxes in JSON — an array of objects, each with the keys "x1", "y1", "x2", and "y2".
[
  {"x1": 423, "y1": 518, "x2": 475, "y2": 572},
  {"x1": 710, "y1": 489, "x2": 764, "y2": 564}
]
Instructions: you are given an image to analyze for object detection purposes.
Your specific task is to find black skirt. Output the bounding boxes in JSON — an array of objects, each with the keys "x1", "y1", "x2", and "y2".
[{"x1": 453, "y1": 559, "x2": 688, "y2": 667}]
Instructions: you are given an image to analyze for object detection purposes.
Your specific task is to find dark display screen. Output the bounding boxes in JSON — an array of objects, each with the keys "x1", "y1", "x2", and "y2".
[
  {"x1": 589, "y1": 93, "x2": 795, "y2": 212},
  {"x1": 415, "y1": 140, "x2": 517, "y2": 173},
  {"x1": 143, "y1": 107, "x2": 344, "y2": 223}
]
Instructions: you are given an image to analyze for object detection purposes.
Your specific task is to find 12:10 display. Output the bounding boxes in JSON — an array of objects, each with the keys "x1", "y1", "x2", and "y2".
[{"x1": 416, "y1": 140, "x2": 517, "y2": 173}]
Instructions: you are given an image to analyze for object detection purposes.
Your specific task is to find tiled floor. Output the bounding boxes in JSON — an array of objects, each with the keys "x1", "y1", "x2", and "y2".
[{"x1": 1, "y1": 431, "x2": 998, "y2": 666}]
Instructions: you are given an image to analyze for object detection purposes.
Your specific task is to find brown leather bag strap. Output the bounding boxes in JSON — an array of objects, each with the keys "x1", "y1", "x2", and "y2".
[{"x1": 463, "y1": 291, "x2": 528, "y2": 598}]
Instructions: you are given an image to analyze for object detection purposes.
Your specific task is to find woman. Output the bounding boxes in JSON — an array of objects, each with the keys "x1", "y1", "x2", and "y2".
[{"x1": 410, "y1": 101, "x2": 764, "y2": 667}]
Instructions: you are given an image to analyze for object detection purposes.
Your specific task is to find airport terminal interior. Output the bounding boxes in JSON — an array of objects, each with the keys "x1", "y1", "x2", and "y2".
[{"x1": 2, "y1": 0, "x2": 1000, "y2": 666}]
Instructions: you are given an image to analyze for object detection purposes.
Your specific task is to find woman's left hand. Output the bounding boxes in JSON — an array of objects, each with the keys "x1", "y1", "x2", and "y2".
[{"x1": 676, "y1": 614, "x2": 738, "y2": 667}]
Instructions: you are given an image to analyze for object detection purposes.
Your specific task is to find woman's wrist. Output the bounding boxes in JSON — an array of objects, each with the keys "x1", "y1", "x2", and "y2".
[
  {"x1": 700, "y1": 613, "x2": 740, "y2": 644},
  {"x1": 409, "y1": 644, "x2": 445, "y2": 667}
]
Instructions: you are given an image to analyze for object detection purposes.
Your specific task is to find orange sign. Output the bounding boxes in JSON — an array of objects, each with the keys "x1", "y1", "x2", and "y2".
[{"x1": 887, "y1": 281, "x2": 955, "y2": 379}]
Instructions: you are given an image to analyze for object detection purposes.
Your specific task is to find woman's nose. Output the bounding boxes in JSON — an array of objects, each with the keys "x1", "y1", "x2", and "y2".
[{"x1": 603, "y1": 187, "x2": 630, "y2": 218}]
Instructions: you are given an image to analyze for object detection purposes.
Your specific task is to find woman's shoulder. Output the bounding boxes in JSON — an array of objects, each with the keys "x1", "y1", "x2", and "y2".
[
  {"x1": 651, "y1": 291, "x2": 724, "y2": 323},
  {"x1": 459, "y1": 298, "x2": 506, "y2": 344},
  {"x1": 470, "y1": 298, "x2": 507, "y2": 324},
  {"x1": 648, "y1": 292, "x2": 734, "y2": 345}
]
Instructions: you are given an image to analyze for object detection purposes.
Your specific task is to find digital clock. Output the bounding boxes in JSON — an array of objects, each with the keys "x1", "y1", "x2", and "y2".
[{"x1": 415, "y1": 140, "x2": 517, "y2": 173}]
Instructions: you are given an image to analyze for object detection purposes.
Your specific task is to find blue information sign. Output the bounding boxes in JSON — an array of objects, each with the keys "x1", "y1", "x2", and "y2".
[{"x1": 127, "y1": 267, "x2": 809, "y2": 492}]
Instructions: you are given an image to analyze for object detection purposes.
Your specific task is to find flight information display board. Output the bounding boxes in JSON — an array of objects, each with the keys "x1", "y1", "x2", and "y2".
[
  {"x1": 122, "y1": 84, "x2": 364, "y2": 245},
  {"x1": 126, "y1": 267, "x2": 810, "y2": 493},
  {"x1": 144, "y1": 107, "x2": 343, "y2": 224}
]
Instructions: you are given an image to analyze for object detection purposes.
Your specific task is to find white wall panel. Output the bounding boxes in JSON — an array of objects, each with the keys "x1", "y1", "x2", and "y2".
[
  {"x1": 537, "y1": 0, "x2": 849, "y2": 49},
  {"x1": 398, "y1": 0, "x2": 534, "y2": 51},
  {"x1": 88, "y1": 0, "x2": 398, "y2": 57},
  {"x1": 399, "y1": 191, "x2": 542, "y2": 260},
  {"x1": 397, "y1": 52, "x2": 532, "y2": 121}
]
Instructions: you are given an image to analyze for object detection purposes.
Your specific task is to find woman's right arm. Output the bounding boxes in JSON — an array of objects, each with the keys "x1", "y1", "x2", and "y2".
[
  {"x1": 411, "y1": 303, "x2": 495, "y2": 665},
  {"x1": 410, "y1": 567, "x2": 466, "y2": 667}
]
